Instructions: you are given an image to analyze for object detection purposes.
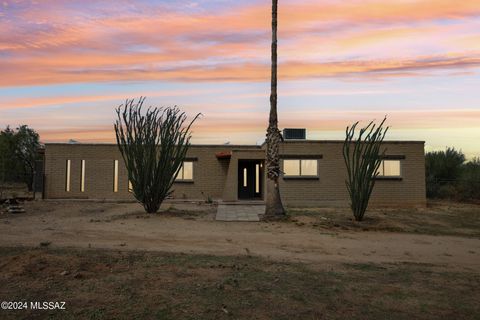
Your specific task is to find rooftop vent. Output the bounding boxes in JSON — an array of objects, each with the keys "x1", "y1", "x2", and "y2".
[{"x1": 283, "y1": 128, "x2": 306, "y2": 140}]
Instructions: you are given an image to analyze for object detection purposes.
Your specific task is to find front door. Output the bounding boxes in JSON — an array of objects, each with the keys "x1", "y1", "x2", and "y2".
[{"x1": 238, "y1": 160, "x2": 263, "y2": 200}]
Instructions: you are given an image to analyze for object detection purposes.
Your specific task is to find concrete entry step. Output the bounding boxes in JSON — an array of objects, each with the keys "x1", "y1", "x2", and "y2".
[
  {"x1": 218, "y1": 201, "x2": 265, "y2": 206},
  {"x1": 216, "y1": 203, "x2": 265, "y2": 222}
]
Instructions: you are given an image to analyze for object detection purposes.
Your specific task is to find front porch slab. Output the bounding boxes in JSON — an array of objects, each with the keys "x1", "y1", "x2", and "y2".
[{"x1": 215, "y1": 203, "x2": 265, "y2": 222}]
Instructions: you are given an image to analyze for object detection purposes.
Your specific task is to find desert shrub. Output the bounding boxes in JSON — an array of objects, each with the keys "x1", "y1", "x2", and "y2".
[
  {"x1": 457, "y1": 158, "x2": 480, "y2": 200},
  {"x1": 114, "y1": 97, "x2": 200, "y2": 213},
  {"x1": 343, "y1": 118, "x2": 388, "y2": 221},
  {"x1": 425, "y1": 148, "x2": 465, "y2": 198},
  {"x1": 436, "y1": 184, "x2": 459, "y2": 199},
  {"x1": 426, "y1": 149, "x2": 480, "y2": 201}
]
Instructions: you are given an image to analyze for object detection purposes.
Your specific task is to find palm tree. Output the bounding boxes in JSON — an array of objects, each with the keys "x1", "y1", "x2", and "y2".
[{"x1": 264, "y1": 0, "x2": 286, "y2": 218}]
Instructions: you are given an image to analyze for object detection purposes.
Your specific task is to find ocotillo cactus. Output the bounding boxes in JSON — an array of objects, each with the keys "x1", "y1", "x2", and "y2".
[
  {"x1": 114, "y1": 97, "x2": 200, "y2": 213},
  {"x1": 343, "y1": 117, "x2": 388, "y2": 221}
]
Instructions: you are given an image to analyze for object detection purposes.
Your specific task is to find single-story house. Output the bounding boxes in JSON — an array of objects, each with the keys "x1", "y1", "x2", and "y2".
[{"x1": 43, "y1": 129, "x2": 426, "y2": 207}]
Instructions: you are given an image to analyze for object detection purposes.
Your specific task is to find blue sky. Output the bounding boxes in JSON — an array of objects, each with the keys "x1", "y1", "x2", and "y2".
[{"x1": 1, "y1": 0, "x2": 479, "y2": 157}]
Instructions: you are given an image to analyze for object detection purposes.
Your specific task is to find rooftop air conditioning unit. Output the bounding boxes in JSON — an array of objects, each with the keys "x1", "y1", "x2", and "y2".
[{"x1": 282, "y1": 128, "x2": 306, "y2": 140}]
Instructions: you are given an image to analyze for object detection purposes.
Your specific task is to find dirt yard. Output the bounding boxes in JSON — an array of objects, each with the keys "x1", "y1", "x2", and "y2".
[
  {"x1": 1, "y1": 247, "x2": 479, "y2": 320},
  {"x1": 0, "y1": 200, "x2": 479, "y2": 319},
  {"x1": 0, "y1": 200, "x2": 479, "y2": 268}
]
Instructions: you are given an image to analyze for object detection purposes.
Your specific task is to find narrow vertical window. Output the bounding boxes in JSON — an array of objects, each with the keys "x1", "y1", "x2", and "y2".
[
  {"x1": 65, "y1": 160, "x2": 71, "y2": 192},
  {"x1": 113, "y1": 160, "x2": 119, "y2": 192},
  {"x1": 183, "y1": 162, "x2": 193, "y2": 180},
  {"x1": 243, "y1": 168, "x2": 247, "y2": 187},
  {"x1": 128, "y1": 180, "x2": 133, "y2": 193},
  {"x1": 255, "y1": 164, "x2": 260, "y2": 193},
  {"x1": 80, "y1": 160, "x2": 85, "y2": 192}
]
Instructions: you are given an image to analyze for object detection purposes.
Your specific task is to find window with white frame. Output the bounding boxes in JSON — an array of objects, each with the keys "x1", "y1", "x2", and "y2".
[
  {"x1": 176, "y1": 161, "x2": 193, "y2": 181},
  {"x1": 283, "y1": 159, "x2": 318, "y2": 177},
  {"x1": 376, "y1": 160, "x2": 401, "y2": 177}
]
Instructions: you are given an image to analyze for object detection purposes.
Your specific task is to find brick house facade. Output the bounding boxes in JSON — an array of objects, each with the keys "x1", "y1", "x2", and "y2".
[{"x1": 44, "y1": 140, "x2": 426, "y2": 207}]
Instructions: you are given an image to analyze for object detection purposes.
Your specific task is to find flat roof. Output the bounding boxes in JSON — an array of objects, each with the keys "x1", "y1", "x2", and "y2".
[
  {"x1": 45, "y1": 140, "x2": 425, "y2": 146},
  {"x1": 279, "y1": 140, "x2": 425, "y2": 144},
  {"x1": 44, "y1": 143, "x2": 261, "y2": 148}
]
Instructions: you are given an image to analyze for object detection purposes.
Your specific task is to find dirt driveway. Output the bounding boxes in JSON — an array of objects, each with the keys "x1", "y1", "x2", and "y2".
[{"x1": 1, "y1": 201, "x2": 479, "y2": 270}]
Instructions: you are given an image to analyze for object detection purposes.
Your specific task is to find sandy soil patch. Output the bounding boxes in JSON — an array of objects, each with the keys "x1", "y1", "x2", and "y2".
[{"x1": 0, "y1": 200, "x2": 479, "y2": 270}]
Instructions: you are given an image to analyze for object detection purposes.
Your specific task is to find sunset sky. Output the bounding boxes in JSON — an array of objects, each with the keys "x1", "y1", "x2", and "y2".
[{"x1": 1, "y1": 0, "x2": 479, "y2": 157}]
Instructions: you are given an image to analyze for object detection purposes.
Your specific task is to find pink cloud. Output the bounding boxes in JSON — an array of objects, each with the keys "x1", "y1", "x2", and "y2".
[{"x1": 1, "y1": 0, "x2": 480, "y2": 87}]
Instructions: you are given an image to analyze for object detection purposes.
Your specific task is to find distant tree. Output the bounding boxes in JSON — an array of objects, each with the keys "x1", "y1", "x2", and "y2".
[
  {"x1": 425, "y1": 147, "x2": 465, "y2": 198},
  {"x1": 0, "y1": 126, "x2": 17, "y2": 182},
  {"x1": 459, "y1": 158, "x2": 480, "y2": 200},
  {"x1": 114, "y1": 97, "x2": 200, "y2": 213},
  {"x1": 14, "y1": 125, "x2": 41, "y2": 191},
  {"x1": 343, "y1": 118, "x2": 388, "y2": 221},
  {"x1": 0, "y1": 125, "x2": 41, "y2": 191},
  {"x1": 426, "y1": 147, "x2": 465, "y2": 181},
  {"x1": 264, "y1": 0, "x2": 286, "y2": 219}
]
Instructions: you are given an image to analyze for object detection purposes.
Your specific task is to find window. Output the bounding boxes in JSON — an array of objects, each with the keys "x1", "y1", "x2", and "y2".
[
  {"x1": 128, "y1": 180, "x2": 133, "y2": 193},
  {"x1": 176, "y1": 161, "x2": 193, "y2": 181},
  {"x1": 80, "y1": 160, "x2": 85, "y2": 192},
  {"x1": 284, "y1": 160, "x2": 300, "y2": 176},
  {"x1": 377, "y1": 160, "x2": 401, "y2": 177},
  {"x1": 113, "y1": 160, "x2": 119, "y2": 192},
  {"x1": 255, "y1": 164, "x2": 260, "y2": 193},
  {"x1": 65, "y1": 160, "x2": 71, "y2": 192},
  {"x1": 301, "y1": 159, "x2": 317, "y2": 176},
  {"x1": 283, "y1": 159, "x2": 318, "y2": 177}
]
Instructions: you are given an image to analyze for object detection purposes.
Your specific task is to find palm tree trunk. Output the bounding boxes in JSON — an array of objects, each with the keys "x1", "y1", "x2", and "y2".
[{"x1": 264, "y1": 0, "x2": 285, "y2": 218}]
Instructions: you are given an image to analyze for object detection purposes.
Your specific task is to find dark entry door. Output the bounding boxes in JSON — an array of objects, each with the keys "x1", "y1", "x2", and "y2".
[{"x1": 238, "y1": 160, "x2": 263, "y2": 200}]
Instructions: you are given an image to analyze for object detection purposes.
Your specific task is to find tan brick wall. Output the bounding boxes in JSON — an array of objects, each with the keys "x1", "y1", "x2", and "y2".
[
  {"x1": 44, "y1": 144, "x2": 132, "y2": 200},
  {"x1": 276, "y1": 141, "x2": 426, "y2": 207},
  {"x1": 44, "y1": 141, "x2": 426, "y2": 207},
  {"x1": 44, "y1": 144, "x2": 260, "y2": 201},
  {"x1": 168, "y1": 146, "x2": 260, "y2": 200}
]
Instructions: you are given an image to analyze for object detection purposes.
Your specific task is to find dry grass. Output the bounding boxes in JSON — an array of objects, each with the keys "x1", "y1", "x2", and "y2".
[
  {"x1": 288, "y1": 200, "x2": 480, "y2": 238},
  {"x1": 0, "y1": 247, "x2": 479, "y2": 320}
]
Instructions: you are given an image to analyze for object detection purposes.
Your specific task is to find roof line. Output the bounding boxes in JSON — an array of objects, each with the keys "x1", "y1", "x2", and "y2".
[
  {"x1": 44, "y1": 143, "x2": 262, "y2": 147},
  {"x1": 45, "y1": 140, "x2": 425, "y2": 146}
]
